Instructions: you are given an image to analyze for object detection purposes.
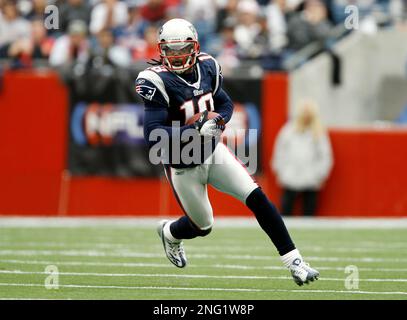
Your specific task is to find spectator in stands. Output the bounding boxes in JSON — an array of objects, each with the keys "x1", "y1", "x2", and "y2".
[
  {"x1": 215, "y1": 0, "x2": 239, "y2": 32},
  {"x1": 59, "y1": 0, "x2": 92, "y2": 33},
  {"x1": 123, "y1": 2, "x2": 146, "y2": 35},
  {"x1": 184, "y1": 0, "x2": 217, "y2": 51},
  {"x1": 1, "y1": 0, "x2": 387, "y2": 74},
  {"x1": 116, "y1": 2, "x2": 148, "y2": 53},
  {"x1": 49, "y1": 19, "x2": 89, "y2": 66},
  {"x1": 86, "y1": 28, "x2": 133, "y2": 102},
  {"x1": 272, "y1": 99, "x2": 333, "y2": 216},
  {"x1": 90, "y1": 28, "x2": 132, "y2": 68},
  {"x1": 234, "y1": 0, "x2": 269, "y2": 59},
  {"x1": 184, "y1": 0, "x2": 216, "y2": 25},
  {"x1": 213, "y1": 18, "x2": 240, "y2": 76},
  {"x1": 7, "y1": 18, "x2": 54, "y2": 67},
  {"x1": 0, "y1": 0, "x2": 31, "y2": 58},
  {"x1": 90, "y1": 0, "x2": 128, "y2": 35},
  {"x1": 24, "y1": 0, "x2": 46, "y2": 20},
  {"x1": 286, "y1": 0, "x2": 332, "y2": 51},
  {"x1": 257, "y1": 12, "x2": 272, "y2": 52},
  {"x1": 139, "y1": 0, "x2": 168, "y2": 23},
  {"x1": 132, "y1": 24, "x2": 160, "y2": 62},
  {"x1": 49, "y1": 20, "x2": 90, "y2": 106},
  {"x1": 265, "y1": 0, "x2": 289, "y2": 54}
]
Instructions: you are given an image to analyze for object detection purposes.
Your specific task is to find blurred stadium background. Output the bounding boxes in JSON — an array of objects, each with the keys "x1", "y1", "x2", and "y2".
[{"x1": 0, "y1": 0, "x2": 407, "y2": 300}]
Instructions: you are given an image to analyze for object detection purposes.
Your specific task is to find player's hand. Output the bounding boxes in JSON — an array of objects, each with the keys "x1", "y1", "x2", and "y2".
[
  {"x1": 194, "y1": 111, "x2": 225, "y2": 137},
  {"x1": 212, "y1": 115, "x2": 226, "y2": 132},
  {"x1": 200, "y1": 120, "x2": 222, "y2": 138},
  {"x1": 193, "y1": 110, "x2": 209, "y2": 132}
]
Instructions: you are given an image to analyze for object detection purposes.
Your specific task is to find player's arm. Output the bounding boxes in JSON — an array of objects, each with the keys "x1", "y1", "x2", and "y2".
[
  {"x1": 143, "y1": 102, "x2": 195, "y2": 147},
  {"x1": 209, "y1": 57, "x2": 234, "y2": 123},
  {"x1": 213, "y1": 88, "x2": 233, "y2": 124},
  {"x1": 136, "y1": 76, "x2": 194, "y2": 147}
]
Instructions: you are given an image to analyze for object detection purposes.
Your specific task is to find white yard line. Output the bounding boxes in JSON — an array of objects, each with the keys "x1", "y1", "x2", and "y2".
[
  {"x1": 1, "y1": 259, "x2": 407, "y2": 273},
  {"x1": 0, "y1": 298, "x2": 58, "y2": 300},
  {"x1": 0, "y1": 249, "x2": 406, "y2": 263},
  {"x1": 0, "y1": 217, "x2": 407, "y2": 229},
  {"x1": 0, "y1": 242, "x2": 405, "y2": 253},
  {"x1": 0, "y1": 282, "x2": 405, "y2": 296},
  {"x1": 1, "y1": 270, "x2": 406, "y2": 283},
  {"x1": 0, "y1": 242, "x2": 152, "y2": 250},
  {"x1": 4, "y1": 239, "x2": 404, "y2": 250}
]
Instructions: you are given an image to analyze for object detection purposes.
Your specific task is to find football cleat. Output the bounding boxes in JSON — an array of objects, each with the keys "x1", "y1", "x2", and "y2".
[
  {"x1": 157, "y1": 220, "x2": 187, "y2": 268},
  {"x1": 289, "y1": 258, "x2": 320, "y2": 286}
]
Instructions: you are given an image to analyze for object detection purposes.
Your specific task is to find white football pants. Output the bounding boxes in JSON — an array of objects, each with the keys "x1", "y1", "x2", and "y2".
[{"x1": 164, "y1": 142, "x2": 258, "y2": 230}]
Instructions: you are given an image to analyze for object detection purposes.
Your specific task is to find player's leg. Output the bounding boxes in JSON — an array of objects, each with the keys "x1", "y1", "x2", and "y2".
[
  {"x1": 207, "y1": 143, "x2": 319, "y2": 285},
  {"x1": 208, "y1": 143, "x2": 295, "y2": 255},
  {"x1": 281, "y1": 189, "x2": 297, "y2": 216},
  {"x1": 164, "y1": 165, "x2": 214, "y2": 236},
  {"x1": 157, "y1": 165, "x2": 213, "y2": 268},
  {"x1": 302, "y1": 189, "x2": 318, "y2": 216}
]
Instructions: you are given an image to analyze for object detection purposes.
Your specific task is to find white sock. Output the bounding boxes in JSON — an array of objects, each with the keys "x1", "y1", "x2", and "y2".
[
  {"x1": 281, "y1": 249, "x2": 303, "y2": 268},
  {"x1": 163, "y1": 220, "x2": 179, "y2": 242}
]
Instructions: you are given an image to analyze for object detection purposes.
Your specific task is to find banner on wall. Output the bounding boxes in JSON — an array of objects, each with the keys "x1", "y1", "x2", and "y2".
[{"x1": 68, "y1": 78, "x2": 262, "y2": 177}]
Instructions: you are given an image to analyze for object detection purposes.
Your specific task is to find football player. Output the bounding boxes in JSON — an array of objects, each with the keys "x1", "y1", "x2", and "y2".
[{"x1": 136, "y1": 18, "x2": 319, "y2": 286}]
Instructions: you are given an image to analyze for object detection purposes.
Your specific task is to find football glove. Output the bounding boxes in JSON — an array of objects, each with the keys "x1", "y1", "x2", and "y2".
[{"x1": 194, "y1": 111, "x2": 225, "y2": 138}]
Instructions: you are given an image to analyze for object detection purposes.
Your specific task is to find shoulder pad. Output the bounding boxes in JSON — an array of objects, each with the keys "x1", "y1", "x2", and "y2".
[
  {"x1": 198, "y1": 53, "x2": 222, "y2": 95},
  {"x1": 136, "y1": 69, "x2": 170, "y2": 106}
]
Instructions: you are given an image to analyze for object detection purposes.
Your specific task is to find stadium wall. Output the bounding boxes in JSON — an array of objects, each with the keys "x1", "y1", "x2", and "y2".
[
  {"x1": 0, "y1": 70, "x2": 406, "y2": 217},
  {"x1": 289, "y1": 29, "x2": 407, "y2": 126},
  {"x1": 0, "y1": 70, "x2": 68, "y2": 215}
]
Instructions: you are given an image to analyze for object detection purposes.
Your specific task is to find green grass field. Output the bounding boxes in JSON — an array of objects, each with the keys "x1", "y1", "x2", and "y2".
[{"x1": 0, "y1": 217, "x2": 406, "y2": 300}]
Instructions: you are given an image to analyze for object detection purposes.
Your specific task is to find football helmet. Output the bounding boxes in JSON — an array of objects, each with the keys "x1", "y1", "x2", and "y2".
[{"x1": 157, "y1": 19, "x2": 200, "y2": 74}]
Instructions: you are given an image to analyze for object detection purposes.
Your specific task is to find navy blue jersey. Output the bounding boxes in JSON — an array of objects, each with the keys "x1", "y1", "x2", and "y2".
[{"x1": 136, "y1": 53, "x2": 234, "y2": 168}]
